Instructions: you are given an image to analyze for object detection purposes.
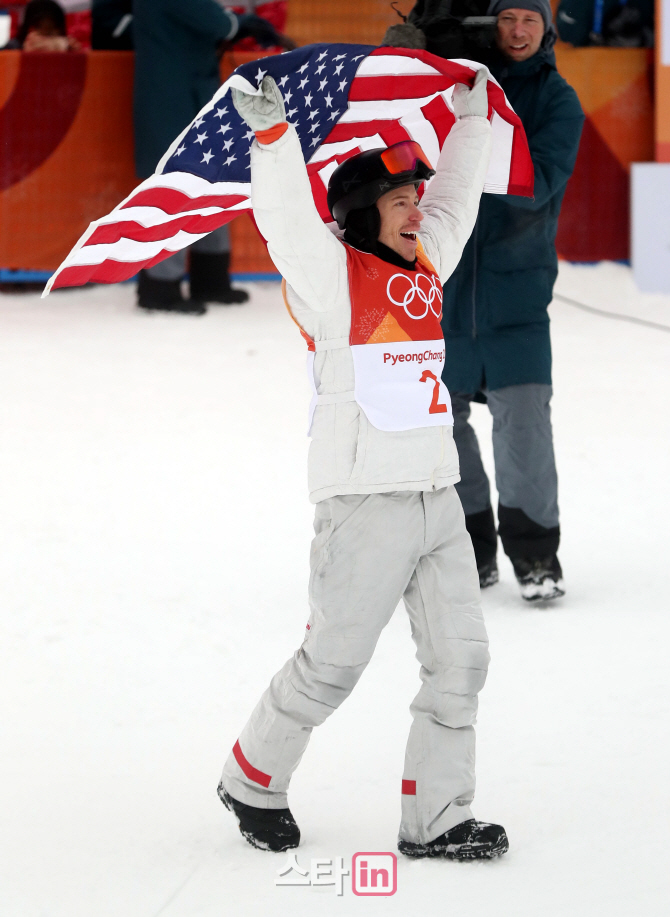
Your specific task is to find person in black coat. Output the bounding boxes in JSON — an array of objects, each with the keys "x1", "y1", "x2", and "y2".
[
  {"x1": 439, "y1": 0, "x2": 583, "y2": 601},
  {"x1": 131, "y1": 0, "x2": 284, "y2": 314}
]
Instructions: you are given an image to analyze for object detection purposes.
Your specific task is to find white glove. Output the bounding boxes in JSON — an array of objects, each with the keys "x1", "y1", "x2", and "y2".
[
  {"x1": 231, "y1": 76, "x2": 286, "y2": 132},
  {"x1": 452, "y1": 67, "x2": 490, "y2": 120}
]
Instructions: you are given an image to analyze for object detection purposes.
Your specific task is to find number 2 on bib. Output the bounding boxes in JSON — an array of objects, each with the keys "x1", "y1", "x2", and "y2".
[{"x1": 420, "y1": 370, "x2": 448, "y2": 415}]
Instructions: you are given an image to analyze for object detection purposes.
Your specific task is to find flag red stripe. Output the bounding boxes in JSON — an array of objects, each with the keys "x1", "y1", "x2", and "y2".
[
  {"x1": 87, "y1": 211, "x2": 236, "y2": 246},
  {"x1": 420, "y1": 95, "x2": 456, "y2": 149},
  {"x1": 325, "y1": 119, "x2": 411, "y2": 147},
  {"x1": 232, "y1": 740, "x2": 272, "y2": 788},
  {"x1": 50, "y1": 244, "x2": 200, "y2": 288},
  {"x1": 507, "y1": 112, "x2": 535, "y2": 197},
  {"x1": 348, "y1": 74, "x2": 452, "y2": 102},
  {"x1": 119, "y1": 188, "x2": 248, "y2": 215}
]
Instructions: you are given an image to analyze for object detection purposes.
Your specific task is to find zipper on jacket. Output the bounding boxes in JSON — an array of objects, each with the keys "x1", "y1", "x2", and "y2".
[{"x1": 471, "y1": 219, "x2": 479, "y2": 340}]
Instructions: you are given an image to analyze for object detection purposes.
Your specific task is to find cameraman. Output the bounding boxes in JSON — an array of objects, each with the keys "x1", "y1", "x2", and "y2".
[{"x1": 439, "y1": 1, "x2": 584, "y2": 601}]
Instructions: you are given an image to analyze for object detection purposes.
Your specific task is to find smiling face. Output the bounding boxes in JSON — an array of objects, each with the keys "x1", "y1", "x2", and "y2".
[
  {"x1": 376, "y1": 184, "x2": 424, "y2": 261},
  {"x1": 496, "y1": 8, "x2": 544, "y2": 62}
]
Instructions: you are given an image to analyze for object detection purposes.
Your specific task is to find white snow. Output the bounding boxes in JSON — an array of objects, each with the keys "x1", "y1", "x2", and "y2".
[{"x1": 1, "y1": 261, "x2": 669, "y2": 916}]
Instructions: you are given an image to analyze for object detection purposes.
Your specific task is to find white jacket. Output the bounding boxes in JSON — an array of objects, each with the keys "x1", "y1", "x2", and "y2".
[{"x1": 250, "y1": 118, "x2": 493, "y2": 503}]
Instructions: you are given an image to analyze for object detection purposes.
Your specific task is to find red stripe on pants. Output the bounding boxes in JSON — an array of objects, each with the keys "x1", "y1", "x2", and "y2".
[
  {"x1": 402, "y1": 779, "x2": 416, "y2": 795},
  {"x1": 232, "y1": 740, "x2": 272, "y2": 788}
]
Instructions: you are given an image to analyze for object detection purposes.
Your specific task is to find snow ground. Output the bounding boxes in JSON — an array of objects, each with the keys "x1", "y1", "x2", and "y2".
[{"x1": 1, "y1": 261, "x2": 669, "y2": 917}]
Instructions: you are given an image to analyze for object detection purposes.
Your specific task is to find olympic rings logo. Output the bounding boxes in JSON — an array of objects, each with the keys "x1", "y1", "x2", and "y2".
[{"x1": 386, "y1": 272, "x2": 443, "y2": 320}]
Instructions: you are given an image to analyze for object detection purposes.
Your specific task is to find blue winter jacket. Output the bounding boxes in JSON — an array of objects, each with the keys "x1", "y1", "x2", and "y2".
[
  {"x1": 440, "y1": 46, "x2": 584, "y2": 393},
  {"x1": 133, "y1": 0, "x2": 236, "y2": 179}
]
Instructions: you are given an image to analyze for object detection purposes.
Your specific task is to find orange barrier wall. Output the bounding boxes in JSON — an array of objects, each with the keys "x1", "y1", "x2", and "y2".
[
  {"x1": 656, "y1": 0, "x2": 670, "y2": 161},
  {"x1": 0, "y1": 22, "x2": 655, "y2": 274},
  {"x1": 555, "y1": 45, "x2": 654, "y2": 261}
]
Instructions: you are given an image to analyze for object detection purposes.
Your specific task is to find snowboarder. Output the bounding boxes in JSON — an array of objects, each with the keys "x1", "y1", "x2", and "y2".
[{"x1": 217, "y1": 69, "x2": 509, "y2": 861}]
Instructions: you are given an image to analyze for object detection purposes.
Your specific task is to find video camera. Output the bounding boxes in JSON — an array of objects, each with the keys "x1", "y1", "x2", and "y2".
[{"x1": 406, "y1": 0, "x2": 498, "y2": 61}]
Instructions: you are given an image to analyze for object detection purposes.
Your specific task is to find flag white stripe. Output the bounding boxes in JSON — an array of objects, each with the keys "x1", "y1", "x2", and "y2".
[
  {"x1": 356, "y1": 56, "x2": 442, "y2": 77},
  {"x1": 308, "y1": 134, "x2": 386, "y2": 163},
  {"x1": 340, "y1": 94, "x2": 445, "y2": 121},
  {"x1": 486, "y1": 111, "x2": 515, "y2": 193},
  {"x1": 68, "y1": 230, "x2": 214, "y2": 266}
]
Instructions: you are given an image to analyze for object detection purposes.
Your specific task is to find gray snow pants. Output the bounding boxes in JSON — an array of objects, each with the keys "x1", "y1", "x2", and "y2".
[
  {"x1": 220, "y1": 487, "x2": 490, "y2": 845},
  {"x1": 452, "y1": 384, "x2": 560, "y2": 561},
  {"x1": 146, "y1": 224, "x2": 230, "y2": 281}
]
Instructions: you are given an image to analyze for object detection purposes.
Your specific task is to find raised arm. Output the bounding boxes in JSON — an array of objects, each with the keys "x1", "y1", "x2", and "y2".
[
  {"x1": 418, "y1": 71, "x2": 493, "y2": 283},
  {"x1": 232, "y1": 78, "x2": 347, "y2": 312}
]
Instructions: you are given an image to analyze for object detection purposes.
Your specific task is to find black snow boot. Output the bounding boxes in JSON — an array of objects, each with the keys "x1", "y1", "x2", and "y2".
[
  {"x1": 398, "y1": 819, "x2": 509, "y2": 860},
  {"x1": 136, "y1": 270, "x2": 206, "y2": 315},
  {"x1": 189, "y1": 251, "x2": 249, "y2": 305},
  {"x1": 464, "y1": 507, "x2": 498, "y2": 589},
  {"x1": 511, "y1": 554, "x2": 565, "y2": 602},
  {"x1": 217, "y1": 784, "x2": 300, "y2": 852},
  {"x1": 478, "y1": 559, "x2": 499, "y2": 589}
]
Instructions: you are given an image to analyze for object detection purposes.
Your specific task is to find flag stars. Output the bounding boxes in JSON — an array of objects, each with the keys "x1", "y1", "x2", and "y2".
[
  {"x1": 298, "y1": 77, "x2": 308, "y2": 90},
  {"x1": 319, "y1": 78, "x2": 328, "y2": 91},
  {"x1": 255, "y1": 67, "x2": 267, "y2": 83},
  {"x1": 310, "y1": 135, "x2": 321, "y2": 147},
  {"x1": 304, "y1": 91, "x2": 313, "y2": 106},
  {"x1": 244, "y1": 129, "x2": 255, "y2": 140},
  {"x1": 194, "y1": 117, "x2": 205, "y2": 128},
  {"x1": 332, "y1": 54, "x2": 346, "y2": 60},
  {"x1": 223, "y1": 139, "x2": 234, "y2": 151},
  {"x1": 298, "y1": 62, "x2": 309, "y2": 73},
  {"x1": 217, "y1": 123, "x2": 231, "y2": 136},
  {"x1": 324, "y1": 93, "x2": 333, "y2": 108},
  {"x1": 334, "y1": 63, "x2": 344, "y2": 76},
  {"x1": 278, "y1": 75, "x2": 289, "y2": 87},
  {"x1": 201, "y1": 150, "x2": 214, "y2": 164},
  {"x1": 316, "y1": 63, "x2": 326, "y2": 75},
  {"x1": 309, "y1": 122, "x2": 320, "y2": 133},
  {"x1": 175, "y1": 144, "x2": 186, "y2": 156},
  {"x1": 286, "y1": 107, "x2": 298, "y2": 118},
  {"x1": 283, "y1": 89, "x2": 293, "y2": 104},
  {"x1": 329, "y1": 110, "x2": 340, "y2": 120},
  {"x1": 338, "y1": 80, "x2": 347, "y2": 91},
  {"x1": 195, "y1": 131, "x2": 208, "y2": 144},
  {"x1": 317, "y1": 50, "x2": 328, "y2": 61},
  {"x1": 214, "y1": 106, "x2": 228, "y2": 118},
  {"x1": 308, "y1": 108, "x2": 320, "y2": 120},
  {"x1": 224, "y1": 154, "x2": 237, "y2": 166}
]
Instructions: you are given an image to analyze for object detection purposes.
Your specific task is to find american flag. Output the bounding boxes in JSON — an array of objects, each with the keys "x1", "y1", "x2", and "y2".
[{"x1": 44, "y1": 44, "x2": 533, "y2": 294}]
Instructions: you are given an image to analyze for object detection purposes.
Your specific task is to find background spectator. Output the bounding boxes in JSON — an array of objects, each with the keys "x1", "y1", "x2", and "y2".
[
  {"x1": 133, "y1": 0, "x2": 287, "y2": 314},
  {"x1": 8, "y1": 0, "x2": 81, "y2": 51},
  {"x1": 91, "y1": 0, "x2": 132, "y2": 50},
  {"x1": 556, "y1": 0, "x2": 653, "y2": 47},
  {"x1": 438, "y1": 0, "x2": 584, "y2": 601}
]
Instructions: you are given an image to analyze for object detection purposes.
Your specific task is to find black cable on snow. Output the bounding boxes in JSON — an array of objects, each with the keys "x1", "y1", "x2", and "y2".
[{"x1": 552, "y1": 293, "x2": 670, "y2": 334}]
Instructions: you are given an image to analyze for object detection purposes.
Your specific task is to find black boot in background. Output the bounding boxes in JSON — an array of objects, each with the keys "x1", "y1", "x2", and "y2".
[
  {"x1": 498, "y1": 504, "x2": 564, "y2": 601},
  {"x1": 189, "y1": 251, "x2": 250, "y2": 305},
  {"x1": 137, "y1": 271, "x2": 206, "y2": 315},
  {"x1": 465, "y1": 506, "x2": 499, "y2": 588}
]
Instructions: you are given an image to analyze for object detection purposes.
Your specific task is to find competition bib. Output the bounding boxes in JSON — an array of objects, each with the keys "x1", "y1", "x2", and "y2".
[
  {"x1": 283, "y1": 242, "x2": 453, "y2": 434},
  {"x1": 346, "y1": 244, "x2": 452, "y2": 432}
]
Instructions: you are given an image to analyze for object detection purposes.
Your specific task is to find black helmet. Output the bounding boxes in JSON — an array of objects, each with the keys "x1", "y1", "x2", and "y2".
[{"x1": 327, "y1": 140, "x2": 436, "y2": 229}]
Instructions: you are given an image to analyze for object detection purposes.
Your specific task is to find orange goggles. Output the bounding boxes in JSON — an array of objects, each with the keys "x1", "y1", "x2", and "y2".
[{"x1": 380, "y1": 141, "x2": 434, "y2": 176}]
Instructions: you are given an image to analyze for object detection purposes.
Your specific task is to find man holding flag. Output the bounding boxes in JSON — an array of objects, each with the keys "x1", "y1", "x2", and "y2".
[
  {"x1": 44, "y1": 41, "x2": 536, "y2": 860},
  {"x1": 216, "y1": 68, "x2": 509, "y2": 861}
]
